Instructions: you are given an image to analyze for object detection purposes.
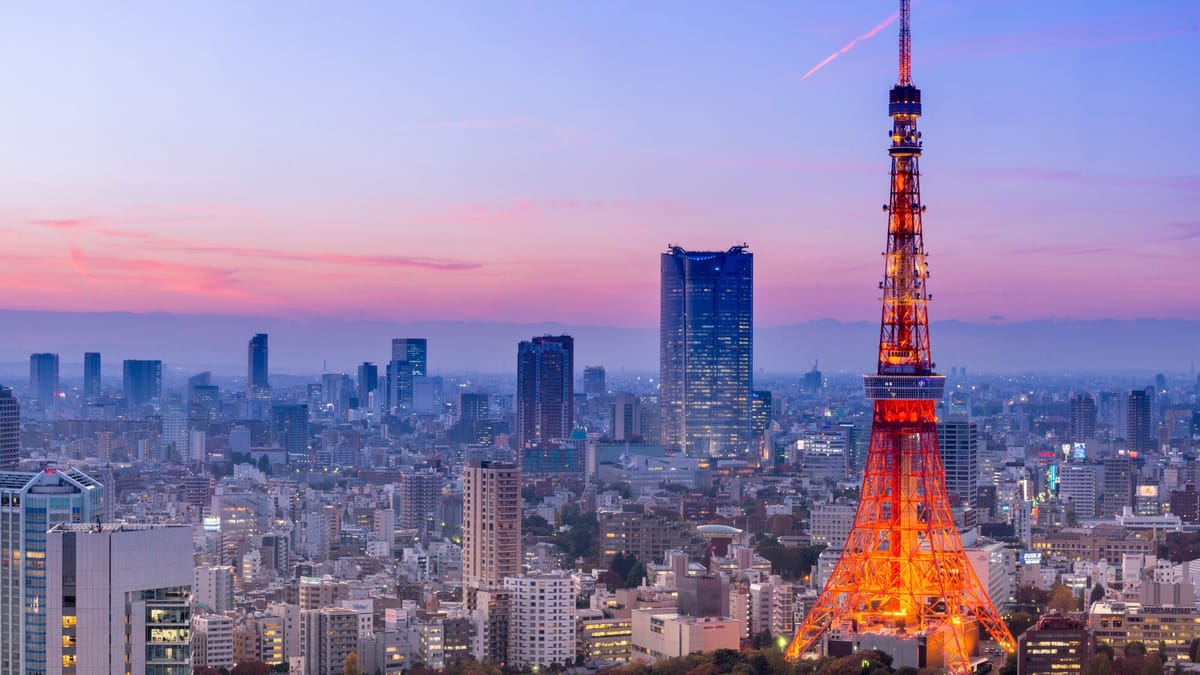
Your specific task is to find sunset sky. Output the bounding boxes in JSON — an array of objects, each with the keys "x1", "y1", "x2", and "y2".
[{"x1": 1, "y1": 0, "x2": 1196, "y2": 327}]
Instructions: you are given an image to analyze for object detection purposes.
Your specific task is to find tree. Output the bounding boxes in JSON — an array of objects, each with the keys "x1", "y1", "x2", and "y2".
[
  {"x1": 626, "y1": 561, "x2": 647, "y2": 588},
  {"x1": 1125, "y1": 642, "x2": 1147, "y2": 659},
  {"x1": 344, "y1": 651, "x2": 360, "y2": 675},
  {"x1": 610, "y1": 552, "x2": 636, "y2": 581},
  {"x1": 1190, "y1": 637, "x2": 1200, "y2": 662},
  {"x1": 1048, "y1": 583, "x2": 1078, "y2": 613},
  {"x1": 998, "y1": 653, "x2": 1018, "y2": 675},
  {"x1": 1090, "y1": 583, "x2": 1106, "y2": 605},
  {"x1": 232, "y1": 663, "x2": 271, "y2": 675},
  {"x1": 1083, "y1": 654, "x2": 1114, "y2": 675},
  {"x1": 1006, "y1": 611, "x2": 1037, "y2": 637}
]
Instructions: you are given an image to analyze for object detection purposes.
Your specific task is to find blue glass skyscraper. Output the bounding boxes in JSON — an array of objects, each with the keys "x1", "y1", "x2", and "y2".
[{"x1": 660, "y1": 245, "x2": 753, "y2": 458}]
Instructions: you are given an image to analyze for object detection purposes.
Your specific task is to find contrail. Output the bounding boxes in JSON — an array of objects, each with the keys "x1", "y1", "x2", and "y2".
[{"x1": 801, "y1": 11, "x2": 899, "y2": 81}]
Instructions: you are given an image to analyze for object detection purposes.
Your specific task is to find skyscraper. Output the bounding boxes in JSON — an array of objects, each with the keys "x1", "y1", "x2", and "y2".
[
  {"x1": 0, "y1": 468, "x2": 105, "y2": 675},
  {"x1": 248, "y1": 333, "x2": 270, "y2": 399},
  {"x1": 937, "y1": 417, "x2": 980, "y2": 510},
  {"x1": 462, "y1": 460, "x2": 521, "y2": 595},
  {"x1": 28, "y1": 352, "x2": 59, "y2": 407},
  {"x1": 1069, "y1": 394, "x2": 1096, "y2": 444},
  {"x1": 391, "y1": 338, "x2": 428, "y2": 377},
  {"x1": 122, "y1": 359, "x2": 163, "y2": 406},
  {"x1": 583, "y1": 366, "x2": 606, "y2": 395},
  {"x1": 272, "y1": 404, "x2": 309, "y2": 460},
  {"x1": 0, "y1": 389, "x2": 16, "y2": 471},
  {"x1": 659, "y1": 245, "x2": 753, "y2": 457},
  {"x1": 1126, "y1": 388, "x2": 1154, "y2": 454},
  {"x1": 356, "y1": 362, "x2": 378, "y2": 408},
  {"x1": 516, "y1": 335, "x2": 575, "y2": 450},
  {"x1": 83, "y1": 352, "x2": 101, "y2": 399}
]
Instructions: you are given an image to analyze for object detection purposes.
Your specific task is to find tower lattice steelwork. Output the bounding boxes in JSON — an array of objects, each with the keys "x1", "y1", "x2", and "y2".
[{"x1": 785, "y1": 2, "x2": 1015, "y2": 672}]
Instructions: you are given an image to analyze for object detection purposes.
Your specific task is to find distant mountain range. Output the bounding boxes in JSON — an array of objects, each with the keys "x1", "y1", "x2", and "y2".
[{"x1": 0, "y1": 310, "x2": 1196, "y2": 379}]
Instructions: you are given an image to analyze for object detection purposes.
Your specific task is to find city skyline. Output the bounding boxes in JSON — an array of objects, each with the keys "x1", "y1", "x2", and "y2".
[{"x1": 0, "y1": 1, "x2": 1196, "y2": 326}]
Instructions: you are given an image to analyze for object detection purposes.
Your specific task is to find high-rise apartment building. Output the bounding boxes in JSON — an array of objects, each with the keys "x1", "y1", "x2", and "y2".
[
  {"x1": 937, "y1": 417, "x2": 979, "y2": 509},
  {"x1": 28, "y1": 353, "x2": 59, "y2": 407},
  {"x1": 272, "y1": 404, "x2": 309, "y2": 460},
  {"x1": 505, "y1": 572, "x2": 576, "y2": 669},
  {"x1": 46, "y1": 523, "x2": 192, "y2": 675},
  {"x1": 299, "y1": 608, "x2": 360, "y2": 675},
  {"x1": 193, "y1": 565, "x2": 236, "y2": 614},
  {"x1": 1069, "y1": 394, "x2": 1096, "y2": 444},
  {"x1": 248, "y1": 333, "x2": 271, "y2": 399},
  {"x1": 1127, "y1": 388, "x2": 1154, "y2": 454},
  {"x1": 0, "y1": 388, "x2": 17, "y2": 470},
  {"x1": 455, "y1": 392, "x2": 490, "y2": 443},
  {"x1": 516, "y1": 335, "x2": 574, "y2": 450},
  {"x1": 192, "y1": 614, "x2": 235, "y2": 670},
  {"x1": 659, "y1": 245, "x2": 753, "y2": 458},
  {"x1": 0, "y1": 468, "x2": 105, "y2": 675},
  {"x1": 122, "y1": 359, "x2": 163, "y2": 406},
  {"x1": 83, "y1": 352, "x2": 101, "y2": 399},
  {"x1": 583, "y1": 366, "x2": 606, "y2": 395},
  {"x1": 462, "y1": 461, "x2": 521, "y2": 596},
  {"x1": 397, "y1": 470, "x2": 442, "y2": 533}
]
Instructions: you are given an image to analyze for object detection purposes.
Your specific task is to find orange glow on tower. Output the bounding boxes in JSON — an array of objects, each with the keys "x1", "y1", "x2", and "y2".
[{"x1": 785, "y1": 2, "x2": 1015, "y2": 672}]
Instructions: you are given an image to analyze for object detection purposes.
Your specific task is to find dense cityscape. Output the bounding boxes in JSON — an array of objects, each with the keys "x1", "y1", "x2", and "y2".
[{"x1": 2, "y1": 1, "x2": 1198, "y2": 675}]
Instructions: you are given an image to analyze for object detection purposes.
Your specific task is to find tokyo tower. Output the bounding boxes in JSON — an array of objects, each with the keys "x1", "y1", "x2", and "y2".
[{"x1": 784, "y1": 1, "x2": 1015, "y2": 672}]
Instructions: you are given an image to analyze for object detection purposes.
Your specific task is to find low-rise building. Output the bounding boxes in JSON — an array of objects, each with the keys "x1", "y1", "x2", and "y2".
[
  {"x1": 630, "y1": 609, "x2": 742, "y2": 663},
  {"x1": 1017, "y1": 612, "x2": 1091, "y2": 675}
]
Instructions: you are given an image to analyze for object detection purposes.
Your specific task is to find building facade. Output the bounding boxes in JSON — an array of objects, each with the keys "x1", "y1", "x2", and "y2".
[
  {"x1": 29, "y1": 353, "x2": 59, "y2": 408},
  {"x1": 0, "y1": 469, "x2": 105, "y2": 675},
  {"x1": 462, "y1": 461, "x2": 521, "y2": 595},
  {"x1": 516, "y1": 335, "x2": 575, "y2": 451},
  {"x1": 660, "y1": 246, "x2": 753, "y2": 458},
  {"x1": 122, "y1": 359, "x2": 163, "y2": 407},
  {"x1": 82, "y1": 352, "x2": 101, "y2": 400},
  {"x1": 505, "y1": 573, "x2": 576, "y2": 669},
  {"x1": 937, "y1": 418, "x2": 980, "y2": 509},
  {"x1": 0, "y1": 389, "x2": 17, "y2": 471},
  {"x1": 247, "y1": 333, "x2": 270, "y2": 399}
]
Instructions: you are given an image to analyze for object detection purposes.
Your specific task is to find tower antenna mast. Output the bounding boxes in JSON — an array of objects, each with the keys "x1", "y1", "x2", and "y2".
[{"x1": 898, "y1": 0, "x2": 911, "y2": 85}]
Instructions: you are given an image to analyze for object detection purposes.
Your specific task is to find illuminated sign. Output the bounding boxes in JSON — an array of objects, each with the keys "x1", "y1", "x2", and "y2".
[
  {"x1": 1137, "y1": 485, "x2": 1158, "y2": 498},
  {"x1": 1020, "y1": 551, "x2": 1042, "y2": 565},
  {"x1": 202, "y1": 517, "x2": 220, "y2": 532}
]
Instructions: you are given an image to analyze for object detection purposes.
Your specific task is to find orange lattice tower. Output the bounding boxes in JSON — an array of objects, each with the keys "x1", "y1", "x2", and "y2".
[{"x1": 784, "y1": 2, "x2": 1015, "y2": 672}]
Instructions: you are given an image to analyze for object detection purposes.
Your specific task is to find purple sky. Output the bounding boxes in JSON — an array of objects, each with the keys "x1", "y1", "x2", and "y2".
[{"x1": 1, "y1": 1, "x2": 1196, "y2": 327}]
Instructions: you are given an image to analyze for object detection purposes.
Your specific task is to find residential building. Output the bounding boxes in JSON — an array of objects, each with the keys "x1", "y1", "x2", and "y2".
[
  {"x1": 192, "y1": 614, "x2": 235, "y2": 670},
  {"x1": 937, "y1": 417, "x2": 979, "y2": 509},
  {"x1": 300, "y1": 607, "x2": 361, "y2": 675},
  {"x1": 462, "y1": 461, "x2": 521, "y2": 597},
  {"x1": 505, "y1": 572, "x2": 576, "y2": 669},
  {"x1": 193, "y1": 565, "x2": 235, "y2": 613}
]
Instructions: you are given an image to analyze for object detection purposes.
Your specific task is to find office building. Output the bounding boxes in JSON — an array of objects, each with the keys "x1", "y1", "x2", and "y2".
[
  {"x1": 583, "y1": 366, "x2": 606, "y2": 395},
  {"x1": 46, "y1": 523, "x2": 192, "y2": 675},
  {"x1": 0, "y1": 468, "x2": 105, "y2": 675},
  {"x1": 611, "y1": 393, "x2": 642, "y2": 442},
  {"x1": 630, "y1": 609, "x2": 742, "y2": 663},
  {"x1": 1069, "y1": 394, "x2": 1096, "y2": 444},
  {"x1": 1090, "y1": 602, "x2": 1198, "y2": 660},
  {"x1": 122, "y1": 359, "x2": 163, "y2": 406},
  {"x1": 576, "y1": 610, "x2": 632, "y2": 663},
  {"x1": 809, "y1": 502, "x2": 858, "y2": 548},
  {"x1": 386, "y1": 359, "x2": 414, "y2": 412},
  {"x1": 455, "y1": 392, "x2": 489, "y2": 443},
  {"x1": 29, "y1": 352, "x2": 59, "y2": 407},
  {"x1": 300, "y1": 607, "x2": 360, "y2": 675},
  {"x1": 463, "y1": 461, "x2": 521, "y2": 596},
  {"x1": 937, "y1": 417, "x2": 979, "y2": 509},
  {"x1": 0, "y1": 389, "x2": 17, "y2": 470},
  {"x1": 392, "y1": 338, "x2": 428, "y2": 377},
  {"x1": 356, "y1": 362, "x2": 378, "y2": 408},
  {"x1": 1059, "y1": 464, "x2": 1099, "y2": 519},
  {"x1": 1016, "y1": 612, "x2": 1091, "y2": 675},
  {"x1": 272, "y1": 404, "x2": 309, "y2": 460},
  {"x1": 516, "y1": 335, "x2": 575, "y2": 450},
  {"x1": 659, "y1": 245, "x2": 753, "y2": 458},
  {"x1": 1101, "y1": 456, "x2": 1134, "y2": 518},
  {"x1": 1127, "y1": 388, "x2": 1154, "y2": 454},
  {"x1": 248, "y1": 333, "x2": 270, "y2": 399},
  {"x1": 83, "y1": 352, "x2": 101, "y2": 399},
  {"x1": 505, "y1": 572, "x2": 576, "y2": 669}
]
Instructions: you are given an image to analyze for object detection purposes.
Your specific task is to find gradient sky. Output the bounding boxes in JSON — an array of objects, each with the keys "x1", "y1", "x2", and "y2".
[{"x1": 1, "y1": 1, "x2": 1196, "y2": 327}]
